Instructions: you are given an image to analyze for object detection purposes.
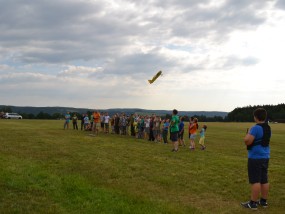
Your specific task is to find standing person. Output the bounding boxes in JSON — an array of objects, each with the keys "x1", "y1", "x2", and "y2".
[
  {"x1": 162, "y1": 119, "x2": 170, "y2": 144},
  {"x1": 148, "y1": 116, "x2": 155, "y2": 141},
  {"x1": 130, "y1": 114, "x2": 135, "y2": 136},
  {"x1": 114, "y1": 114, "x2": 120, "y2": 134},
  {"x1": 133, "y1": 119, "x2": 138, "y2": 138},
  {"x1": 241, "y1": 108, "x2": 271, "y2": 210},
  {"x1": 72, "y1": 113, "x2": 78, "y2": 130},
  {"x1": 121, "y1": 114, "x2": 127, "y2": 135},
  {"x1": 92, "y1": 110, "x2": 101, "y2": 135},
  {"x1": 80, "y1": 113, "x2": 85, "y2": 130},
  {"x1": 110, "y1": 115, "x2": 115, "y2": 134},
  {"x1": 178, "y1": 116, "x2": 185, "y2": 146},
  {"x1": 83, "y1": 114, "x2": 89, "y2": 130},
  {"x1": 198, "y1": 125, "x2": 207, "y2": 150},
  {"x1": 170, "y1": 109, "x2": 180, "y2": 152},
  {"x1": 144, "y1": 116, "x2": 150, "y2": 140},
  {"x1": 104, "y1": 112, "x2": 110, "y2": 133},
  {"x1": 188, "y1": 117, "x2": 194, "y2": 139},
  {"x1": 90, "y1": 113, "x2": 94, "y2": 130},
  {"x1": 100, "y1": 112, "x2": 105, "y2": 132},
  {"x1": 189, "y1": 118, "x2": 199, "y2": 150},
  {"x1": 126, "y1": 116, "x2": 130, "y2": 135},
  {"x1": 64, "y1": 112, "x2": 71, "y2": 130},
  {"x1": 139, "y1": 116, "x2": 145, "y2": 139},
  {"x1": 119, "y1": 113, "x2": 124, "y2": 135},
  {"x1": 154, "y1": 117, "x2": 162, "y2": 142}
]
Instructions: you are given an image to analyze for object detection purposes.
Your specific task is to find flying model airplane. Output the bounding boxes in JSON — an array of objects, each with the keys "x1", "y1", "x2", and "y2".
[{"x1": 148, "y1": 70, "x2": 162, "y2": 84}]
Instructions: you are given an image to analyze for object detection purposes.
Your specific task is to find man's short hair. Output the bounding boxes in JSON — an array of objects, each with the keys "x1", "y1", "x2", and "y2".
[
  {"x1": 253, "y1": 108, "x2": 267, "y2": 121},
  {"x1": 173, "y1": 109, "x2": 178, "y2": 115}
]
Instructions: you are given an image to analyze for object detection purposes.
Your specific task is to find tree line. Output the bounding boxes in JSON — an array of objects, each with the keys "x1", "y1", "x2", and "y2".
[
  {"x1": 1, "y1": 104, "x2": 285, "y2": 122},
  {"x1": 226, "y1": 103, "x2": 285, "y2": 122}
]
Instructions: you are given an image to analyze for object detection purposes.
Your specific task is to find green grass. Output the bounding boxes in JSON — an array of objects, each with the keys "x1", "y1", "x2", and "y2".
[{"x1": 0, "y1": 120, "x2": 284, "y2": 213}]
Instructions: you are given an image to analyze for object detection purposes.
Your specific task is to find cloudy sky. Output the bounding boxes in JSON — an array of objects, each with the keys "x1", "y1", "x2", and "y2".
[{"x1": 0, "y1": 0, "x2": 284, "y2": 112}]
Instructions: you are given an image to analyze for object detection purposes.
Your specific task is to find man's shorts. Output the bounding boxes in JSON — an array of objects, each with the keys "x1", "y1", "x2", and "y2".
[
  {"x1": 101, "y1": 122, "x2": 104, "y2": 128},
  {"x1": 248, "y1": 158, "x2": 269, "y2": 184},
  {"x1": 170, "y1": 131, "x2": 179, "y2": 142}
]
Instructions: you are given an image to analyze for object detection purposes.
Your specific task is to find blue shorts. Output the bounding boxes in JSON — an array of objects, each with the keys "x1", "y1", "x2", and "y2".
[{"x1": 170, "y1": 131, "x2": 179, "y2": 142}]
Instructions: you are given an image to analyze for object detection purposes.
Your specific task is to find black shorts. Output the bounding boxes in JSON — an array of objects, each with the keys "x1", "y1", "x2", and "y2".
[
  {"x1": 170, "y1": 131, "x2": 179, "y2": 142},
  {"x1": 178, "y1": 131, "x2": 184, "y2": 139},
  {"x1": 248, "y1": 158, "x2": 269, "y2": 184},
  {"x1": 101, "y1": 122, "x2": 104, "y2": 128}
]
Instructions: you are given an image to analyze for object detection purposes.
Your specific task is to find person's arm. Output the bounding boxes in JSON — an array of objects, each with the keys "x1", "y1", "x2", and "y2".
[{"x1": 244, "y1": 133, "x2": 255, "y2": 146}]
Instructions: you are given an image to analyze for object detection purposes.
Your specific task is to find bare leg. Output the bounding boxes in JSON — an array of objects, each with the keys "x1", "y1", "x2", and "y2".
[
  {"x1": 261, "y1": 183, "x2": 269, "y2": 199},
  {"x1": 251, "y1": 183, "x2": 261, "y2": 201}
]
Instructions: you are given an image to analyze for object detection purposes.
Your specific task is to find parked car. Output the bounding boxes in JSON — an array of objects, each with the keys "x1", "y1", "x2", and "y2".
[{"x1": 4, "y1": 113, "x2": 23, "y2": 119}]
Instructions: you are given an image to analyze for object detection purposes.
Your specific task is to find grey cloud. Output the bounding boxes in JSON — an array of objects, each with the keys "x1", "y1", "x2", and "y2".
[
  {"x1": 102, "y1": 51, "x2": 178, "y2": 77},
  {"x1": 217, "y1": 56, "x2": 259, "y2": 70},
  {"x1": 0, "y1": 0, "x2": 273, "y2": 74},
  {"x1": 168, "y1": 0, "x2": 268, "y2": 41},
  {"x1": 275, "y1": 0, "x2": 285, "y2": 9},
  {"x1": 0, "y1": 0, "x2": 145, "y2": 64}
]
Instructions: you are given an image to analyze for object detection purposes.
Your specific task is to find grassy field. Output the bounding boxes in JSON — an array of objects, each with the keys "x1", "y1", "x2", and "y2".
[{"x1": 0, "y1": 120, "x2": 284, "y2": 214}]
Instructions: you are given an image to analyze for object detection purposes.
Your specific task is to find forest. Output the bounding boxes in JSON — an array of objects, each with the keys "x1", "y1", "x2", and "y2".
[
  {"x1": 1, "y1": 104, "x2": 284, "y2": 122},
  {"x1": 226, "y1": 103, "x2": 285, "y2": 122}
]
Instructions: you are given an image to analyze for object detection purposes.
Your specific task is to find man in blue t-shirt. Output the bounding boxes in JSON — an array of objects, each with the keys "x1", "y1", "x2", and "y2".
[{"x1": 241, "y1": 108, "x2": 271, "y2": 210}]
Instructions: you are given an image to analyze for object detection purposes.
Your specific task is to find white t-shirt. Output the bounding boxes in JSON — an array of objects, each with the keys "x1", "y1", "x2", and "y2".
[
  {"x1": 104, "y1": 115, "x2": 110, "y2": 123},
  {"x1": 145, "y1": 118, "x2": 150, "y2": 128}
]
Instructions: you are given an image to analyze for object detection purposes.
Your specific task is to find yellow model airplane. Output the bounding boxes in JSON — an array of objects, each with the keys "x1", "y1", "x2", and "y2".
[{"x1": 148, "y1": 70, "x2": 162, "y2": 84}]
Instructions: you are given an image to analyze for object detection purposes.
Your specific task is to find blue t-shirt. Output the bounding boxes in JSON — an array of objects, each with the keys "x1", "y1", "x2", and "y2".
[
  {"x1": 248, "y1": 125, "x2": 270, "y2": 159},
  {"x1": 65, "y1": 114, "x2": 71, "y2": 122},
  {"x1": 163, "y1": 122, "x2": 169, "y2": 131},
  {"x1": 179, "y1": 121, "x2": 184, "y2": 132},
  {"x1": 200, "y1": 128, "x2": 205, "y2": 137}
]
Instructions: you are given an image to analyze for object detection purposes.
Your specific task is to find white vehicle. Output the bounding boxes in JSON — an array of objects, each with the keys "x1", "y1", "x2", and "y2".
[{"x1": 4, "y1": 113, "x2": 23, "y2": 119}]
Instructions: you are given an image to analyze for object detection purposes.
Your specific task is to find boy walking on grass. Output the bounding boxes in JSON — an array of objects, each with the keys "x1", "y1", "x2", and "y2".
[{"x1": 241, "y1": 108, "x2": 271, "y2": 210}]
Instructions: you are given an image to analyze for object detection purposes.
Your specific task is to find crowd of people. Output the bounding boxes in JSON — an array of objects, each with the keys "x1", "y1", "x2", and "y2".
[{"x1": 63, "y1": 109, "x2": 208, "y2": 151}]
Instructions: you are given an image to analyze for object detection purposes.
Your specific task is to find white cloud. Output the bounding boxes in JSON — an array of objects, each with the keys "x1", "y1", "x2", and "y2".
[
  {"x1": 0, "y1": 0, "x2": 284, "y2": 111},
  {"x1": 58, "y1": 65, "x2": 104, "y2": 77}
]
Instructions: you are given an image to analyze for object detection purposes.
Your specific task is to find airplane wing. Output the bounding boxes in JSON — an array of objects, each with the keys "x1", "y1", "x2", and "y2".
[{"x1": 148, "y1": 71, "x2": 162, "y2": 84}]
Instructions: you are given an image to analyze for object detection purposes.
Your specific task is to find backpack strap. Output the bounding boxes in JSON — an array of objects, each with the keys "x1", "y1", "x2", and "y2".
[{"x1": 247, "y1": 123, "x2": 271, "y2": 150}]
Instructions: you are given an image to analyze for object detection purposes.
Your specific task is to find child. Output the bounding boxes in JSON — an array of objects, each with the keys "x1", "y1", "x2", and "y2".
[
  {"x1": 83, "y1": 114, "x2": 89, "y2": 130},
  {"x1": 198, "y1": 125, "x2": 207, "y2": 150},
  {"x1": 178, "y1": 116, "x2": 185, "y2": 146},
  {"x1": 133, "y1": 119, "x2": 138, "y2": 138},
  {"x1": 189, "y1": 118, "x2": 198, "y2": 150},
  {"x1": 162, "y1": 119, "x2": 170, "y2": 144},
  {"x1": 241, "y1": 108, "x2": 271, "y2": 210}
]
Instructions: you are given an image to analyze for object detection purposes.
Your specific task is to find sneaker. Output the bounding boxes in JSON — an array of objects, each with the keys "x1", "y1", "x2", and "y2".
[
  {"x1": 257, "y1": 199, "x2": 268, "y2": 208},
  {"x1": 241, "y1": 201, "x2": 258, "y2": 210},
  {"x1": 171, "y1": 149, "x2": 178, "y2": 152}
]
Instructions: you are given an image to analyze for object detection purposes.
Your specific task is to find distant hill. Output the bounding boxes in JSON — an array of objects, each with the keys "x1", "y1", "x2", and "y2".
[{"x1": 0, "y1": 105, "x2": 228, "y2": 118}]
